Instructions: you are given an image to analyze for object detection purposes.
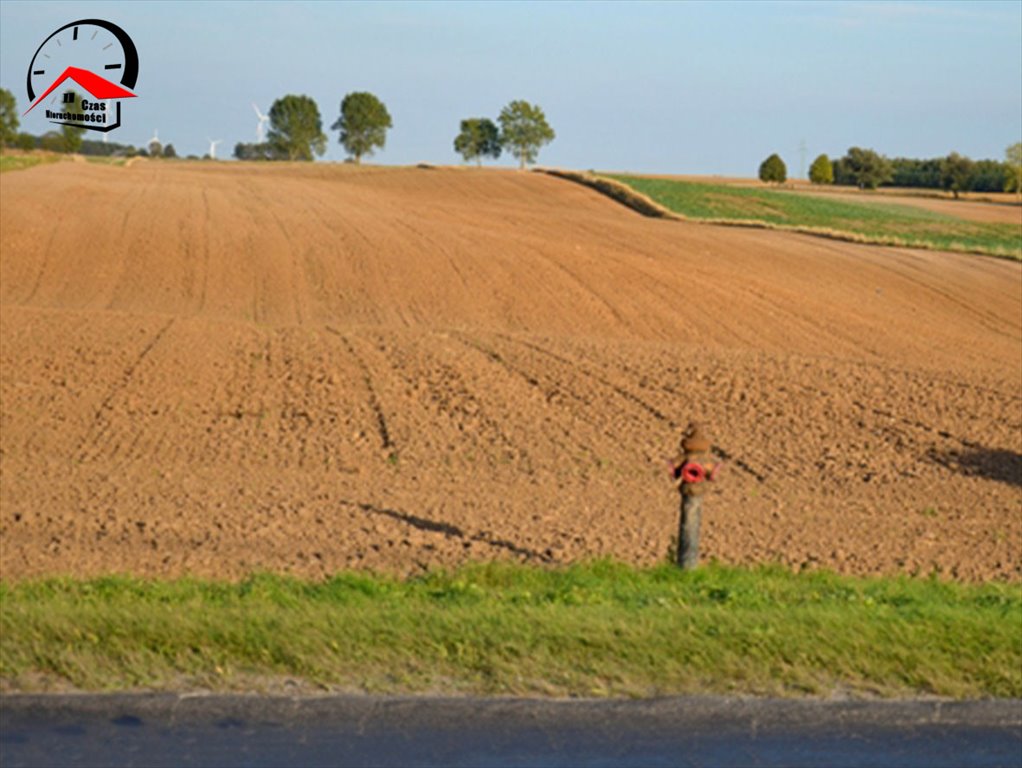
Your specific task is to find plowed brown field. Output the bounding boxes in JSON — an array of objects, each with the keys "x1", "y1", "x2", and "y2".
[{"x1": 1, "y1": 162, "x2": 1020, "y2": 581}]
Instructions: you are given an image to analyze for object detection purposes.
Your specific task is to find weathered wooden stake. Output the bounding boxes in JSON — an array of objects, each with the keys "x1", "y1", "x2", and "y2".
[
  {"x1": 678, "y1": 494, "x2": 702, "y2": 570},
  {"x1": 670, "y1": 422, "x2": 721, "y2": 571}
]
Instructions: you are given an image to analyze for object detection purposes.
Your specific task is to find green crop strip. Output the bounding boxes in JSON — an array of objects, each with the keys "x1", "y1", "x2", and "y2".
[
  {"x1": 0, "y1": 154, "x2": 60, "y2": 174},
  {"x1": 606, "y1": 175, "x2": 1021, "y2": 260},
  {"x1": 2, "y1": 562, "x2": 1018, "y2": 699}
]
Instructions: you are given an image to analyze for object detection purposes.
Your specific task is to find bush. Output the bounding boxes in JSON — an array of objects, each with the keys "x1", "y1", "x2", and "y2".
[
  {"x1": 808, "y1": 154, "x2": 833, "y2": 184},
  {"x1": 758, "y1": 153, "x2": 787, "y2": 184}
]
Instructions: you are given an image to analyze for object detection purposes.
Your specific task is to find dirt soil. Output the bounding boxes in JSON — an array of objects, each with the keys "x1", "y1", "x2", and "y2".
[{"x1": 1, "y1": 162, "x2": 1020, "y2": 582}]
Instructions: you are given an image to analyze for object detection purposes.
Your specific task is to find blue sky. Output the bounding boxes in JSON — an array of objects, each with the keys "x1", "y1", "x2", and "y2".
[{"x1": 1, "y1": 0, "x2": 1019, "y2": 175}]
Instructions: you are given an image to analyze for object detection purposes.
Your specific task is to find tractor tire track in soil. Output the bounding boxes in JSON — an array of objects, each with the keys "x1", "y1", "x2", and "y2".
[
  {"x1": 1, "y1": 162, "x2": 1019, "y2": 581},
  {"x1": 325, "y1": 328, "x2": 394, "y2": 453},
  {"x1": 493, "y1": 333, "x2": 769, "y2": 482},
  {"x1": 74, "y1": 319, "x2": 175, "y2": 464}
]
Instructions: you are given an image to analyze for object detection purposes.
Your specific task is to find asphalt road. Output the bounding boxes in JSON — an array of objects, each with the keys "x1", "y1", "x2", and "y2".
[{"x1": 2, "y1": 694, "x2": 1021, "y2": 768}]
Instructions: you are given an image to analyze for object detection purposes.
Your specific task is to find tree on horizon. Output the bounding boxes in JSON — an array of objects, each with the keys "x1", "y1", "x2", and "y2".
[
  {"x1": 939, "y1": 152, "x2": 974, "y2": 199},
  {"x1": 758, "y1": 153, "x2": 787, "y2": 184},
  {"x1": 453, "y1": 118, "x2": 502, "y2": 166},
  {"x1": 498, "y1": 100, "x2": 555, "y2": 169},
  {"x1": 840, "y1": 147, "x2": 892, "y2": 190},
  {"x1": 332, "y1": 92, "x2": 392, "y2": 164},
  {"x1": 808, "y1": 153, "x2": 833, "y2": 184},
  {"x1": 267, "y1": 94, "x2": 327, "y2": 161}
]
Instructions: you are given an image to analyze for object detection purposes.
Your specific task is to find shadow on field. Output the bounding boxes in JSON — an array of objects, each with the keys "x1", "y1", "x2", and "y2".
[
  {"x1": 926, "y1": 447, "x2": 1022, "y2": 487},
  {"x1": 352, "y1": 502, "x2": 552, "y2": 562}
]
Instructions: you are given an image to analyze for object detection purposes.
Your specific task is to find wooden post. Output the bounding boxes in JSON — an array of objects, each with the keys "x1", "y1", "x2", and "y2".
[
  {"x1": 670, "y1": 422, "x2": 720, "y2": 571},
  {"x1": 678, "y1": 494, "x2": 702, "y2": 570}
]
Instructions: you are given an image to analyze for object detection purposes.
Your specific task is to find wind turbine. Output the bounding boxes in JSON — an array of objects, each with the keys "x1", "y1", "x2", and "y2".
[
  {"x1": 148, "y1": 128, "x2": 160, "y2": 156},
  {"x1": 207, "y1": 138, "x2": 221, "y2": 160},
  {"x1": 252, "y1": 103, "x2": 269, "y2": 143}
]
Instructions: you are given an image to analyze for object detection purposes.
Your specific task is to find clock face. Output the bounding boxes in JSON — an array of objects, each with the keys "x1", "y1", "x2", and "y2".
[{"x1": 26, "y1": 19, "x2": 138, "y2": 107}]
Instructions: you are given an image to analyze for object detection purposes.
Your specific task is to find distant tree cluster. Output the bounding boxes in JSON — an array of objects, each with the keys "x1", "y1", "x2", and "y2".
[
  {"x1": 233, "y1": 91, "x2": 392, "y2": 164},
  {"x1": 5, "y1": 85, "x2": 561, "y2": 169},
  {"x1": 5, "y1": 82, "x2": 1014, "y2": 189},
  {"x1": 828, "y1": 145, "x2": 1020, "y2": 196},
  {"x1": 81, "y1": 137, "x2": 148, "y2": 157},
  {"x1": 831, "y1": 147, "x2": 893, "y2": 190},
  {"x1": 453, "y1": 101, "x2": 556, "y2": 169},
  {"x1": 229, "y1": 92, "x2": 557, "y2": 168},
  {"x1": 759, "y1": 143, "x2": 1020, "y2": 197},
  {"x1": 233, "y1": 142, "x2": 285, "y2": 161}
]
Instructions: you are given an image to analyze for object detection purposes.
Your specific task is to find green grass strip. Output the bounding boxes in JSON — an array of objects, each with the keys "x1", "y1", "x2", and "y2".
[
  {"x1": 0, "y1": 154, "x2": 60, "y2": 174},
  {"x1": 2, "y1": 562, "x2": 1019, "y2": 699},
  {"x1": 607, "y1": 175, "x2": 1022, "y2": 260}
]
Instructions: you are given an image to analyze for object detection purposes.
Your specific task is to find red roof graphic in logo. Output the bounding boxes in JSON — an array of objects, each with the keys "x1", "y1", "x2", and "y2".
[{"x1": 23, "y1": 66, "x2": 136, "y2": 115}]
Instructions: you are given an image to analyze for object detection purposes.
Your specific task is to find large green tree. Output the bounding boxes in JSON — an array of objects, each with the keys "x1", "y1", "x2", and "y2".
[
  {"x1": 59, "y1": 91, "x2": 85, "y2": 154},
  {"x1": 808, "y1": 153, "x2": 833, "y2": 184},
  {"x1": 453, "y1": 118, "x2": 501, "y2": 166},
  {"x1": 939, "y1": 152, "x2": 974, "y2": 199},
  {"x1": 332, "y1": 92, "x2": 391, "y2": 164},
  {"x1": 840, "y1": 147, "x2": 892, "y2": 190},
  {"x1": 1006, "y1": 142, "x2": 1022, "y2": 195},
  {"x1": 0, "y1": 87, "x2": 19, "y2": 148},
  {"x1": 267, "y1": 94, "x2": 327, "y2": 161},
  {"x1": 758, "y1": 153, "x2": 787, "y2": 184},
  {"x1": 498, "y1": 100, "x2": 555, "y2": 169}
]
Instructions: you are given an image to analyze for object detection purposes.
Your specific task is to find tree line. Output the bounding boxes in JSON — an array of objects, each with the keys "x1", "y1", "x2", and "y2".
[
  {"x1": 236, "y1": 92, "x2": 555, "y2": 168},
  {"x1": 7, "y1": 81, "x2": 1018, "y2": 192},
  {"x1": 2, "y1": 86, "x2": 556, "y2": 167},
  {"x1": 759, "y1": 145, "x2": 1022, "y2": 197}
]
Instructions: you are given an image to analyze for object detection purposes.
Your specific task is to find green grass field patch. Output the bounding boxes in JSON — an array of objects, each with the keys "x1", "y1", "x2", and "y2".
[
  {"x1": 0, "y1": 154, "x2": 60, "y2": 174},
  {"x1": 607, "y1": 175, "x2": 1021, "y2": 259},
  {"x1": 2, "y1": 562, "x2": 1018, "y2": 698}
]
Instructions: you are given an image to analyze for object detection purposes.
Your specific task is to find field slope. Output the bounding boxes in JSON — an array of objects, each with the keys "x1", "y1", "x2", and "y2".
[{"x1": 1, "y1": 161, "x2": 1020, "y2": 581}]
